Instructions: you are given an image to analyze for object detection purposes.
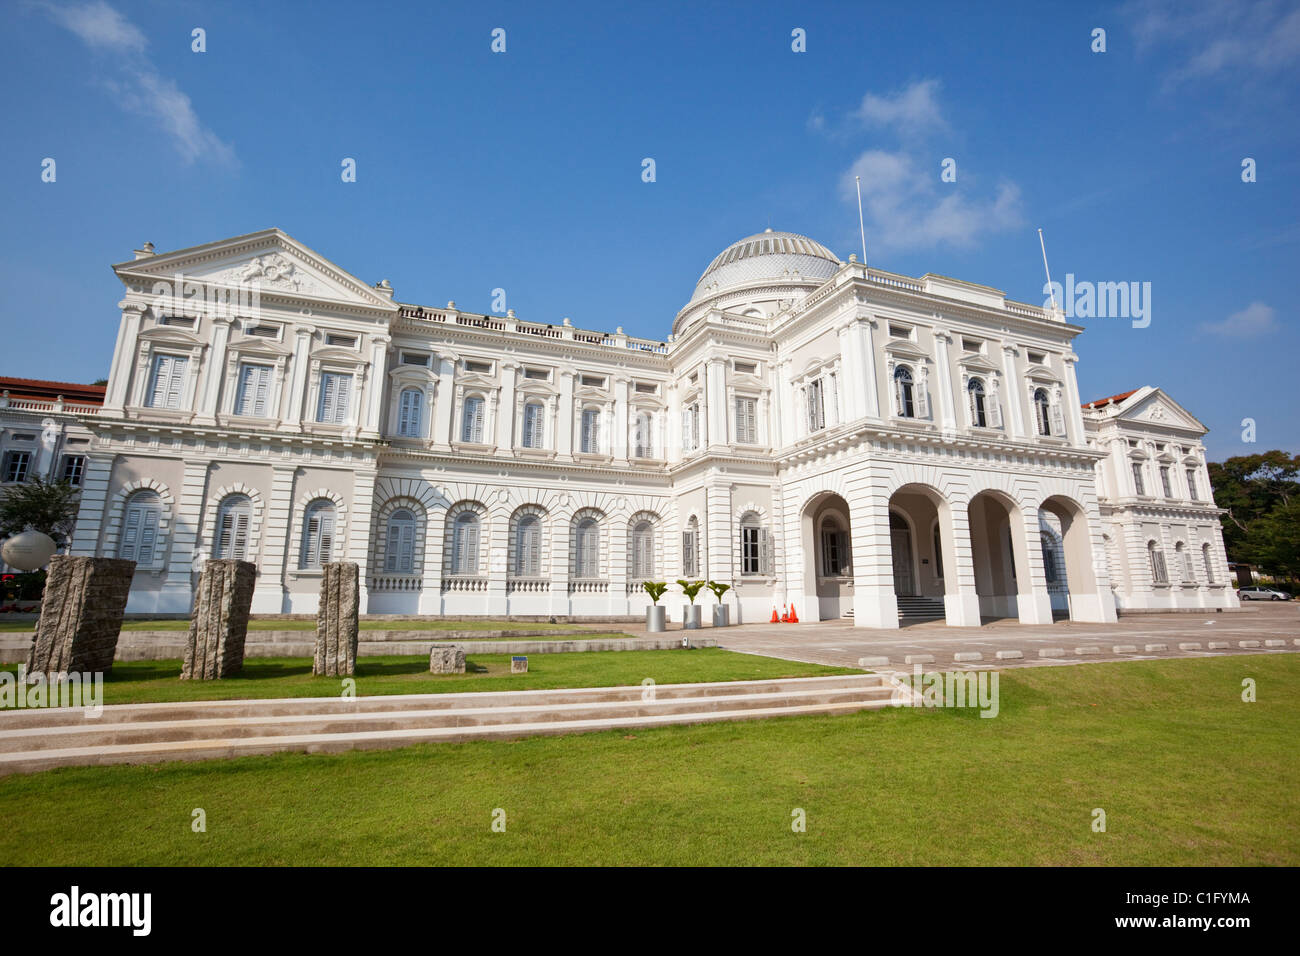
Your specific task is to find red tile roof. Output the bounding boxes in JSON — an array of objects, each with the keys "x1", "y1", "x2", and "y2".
[
  {"x1": 0, "y1": 377, "x2": 106, "y2": 405},
  {"x1": 1082, "y1": 388, "x2": 1139, "y2": 409}
]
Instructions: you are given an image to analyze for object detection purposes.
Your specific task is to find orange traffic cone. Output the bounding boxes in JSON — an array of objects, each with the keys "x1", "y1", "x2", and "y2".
[
  {"x1": 770, "y1": 607, "x2": 780, "y2": 623},
  {"x1": 788, "y1": 605, "x2": 799, "y2": 623},
  {"x1": 780, "y1": 605, "x2": 789, "y2": 623}
]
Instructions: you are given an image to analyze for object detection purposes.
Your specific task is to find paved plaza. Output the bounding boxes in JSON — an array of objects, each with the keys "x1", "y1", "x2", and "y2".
[{"x1": 662, "y1": 603, "x2": 1300, "y2": 671}]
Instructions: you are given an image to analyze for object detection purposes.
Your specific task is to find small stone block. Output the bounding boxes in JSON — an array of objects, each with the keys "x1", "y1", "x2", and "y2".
[
  {"x1": 1145, "y1": 643, "x2": 1168, "y2": 652},
  {"x1": 1112, "y1": 644, "x2": 1139, "y2": 653},
  {"x1": 1075, "y1": 646, "x2": 1102, "y2": 655},
  {"x1": 1238, "y1": 640, "x2": 1261, "y2": 648},
  {"x1": 858, "y1": 656, "x2": 891, "y2": 667},
  {"x1": 1179, "y1": 642, "x2": 1203, "y2": 650},
  {"x1": 994, "y1": 650, "x2": 1023, "y2": 660},
  {"x1": 429, "y1": 644, "x2": 466, "y2": 674},
  {"x1": 1207, "y1": 641, "x2": 1230, "y2": 649},
  {"x1": 952, "y1": 652, "x2": 983, "y2": 662},
  {"x1": 1039, "y1": 648, "x2": 1066, "y2": 658},
  {"x1": 1264, "y1": 639, "x2": 1286, "y2": 648},
  {"x1": 904, "y1": 654, "x2": 935, "y2": 665},
  {"x1": 511, "y1": 655, "x2": 528, "y2": 674}
]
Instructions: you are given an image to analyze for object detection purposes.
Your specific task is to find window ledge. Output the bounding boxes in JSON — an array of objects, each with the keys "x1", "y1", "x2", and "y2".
[
  {"x1": 451, "y1": 441, "x2": 494, "y2": 453},
  {"x1": 574, "y1": 451, "x2": 613, "y2": 464},
  {"x1": 287, "y1": 569, "x2": 324, "y2": 580},
  {"x1": 514, "y1": 446, "x2": 557, "y2": 460}
]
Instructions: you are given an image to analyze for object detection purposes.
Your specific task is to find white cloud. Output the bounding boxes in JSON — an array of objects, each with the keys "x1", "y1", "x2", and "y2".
[
  {"x1": 42, "y1": 1, "x2": 235, "y2": 166},
  {"x1": 832, "y1": 80, "x2": 1022, "y2": 253},
  {"x1": 1126, "y1": 0, "x2": 1300, "y2": 90},
  {"x1": 852, "y1": 79, "x2": 947, "y2": 136},
  {"x1": 1200, "y1": 301, "x2": 1278, "y2": 337}
]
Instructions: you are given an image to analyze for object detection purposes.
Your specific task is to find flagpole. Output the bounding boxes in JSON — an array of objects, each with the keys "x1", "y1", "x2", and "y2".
[
  {"x1": 855, "y1": 175, "x2": 867, "y2": 268},
  {"x1": 1038, "y1": 227, "x2": 1058, "y2": 312}
]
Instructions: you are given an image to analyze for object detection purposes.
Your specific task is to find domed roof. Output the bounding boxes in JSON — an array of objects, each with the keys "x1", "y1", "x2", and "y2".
[{"x1": 690, "y1": 229, "x2": 841, "y2": 304}]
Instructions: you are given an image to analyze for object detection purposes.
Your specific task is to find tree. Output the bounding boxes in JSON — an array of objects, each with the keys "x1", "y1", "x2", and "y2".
[
  {"x1": 1208, "y1": 451, "x2": 1300, "y2": 562},
  {"x1": 0, "y1": 477, "x2": 82, "y2": 549},
  {"x1": 1245, "y1": 499, "x2": 1300, "y2": 582}
]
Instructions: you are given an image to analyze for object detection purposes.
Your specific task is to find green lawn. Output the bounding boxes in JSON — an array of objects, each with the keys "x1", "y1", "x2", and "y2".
[
  {"x1": 0, "y1": 617, "x2": 609, "y2": 633},
  {"x1": 0, "y1": 649, "x2": 851, "y2": 706},
  {"x1": 1, "y1": 655, "x2": 1295, "y2": 866}
]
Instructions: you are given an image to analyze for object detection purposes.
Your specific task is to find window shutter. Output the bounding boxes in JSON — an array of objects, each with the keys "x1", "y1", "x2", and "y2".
[
  {"x1": 137, "y1": 509, "x2": 158, "y2": 566},
  {"x1": 759, "y1": 528, "x2": 772, "y2": 575},
  {"x1": 398, "y1": 522, "x2": 415, "y2": 573},
  {"x1": 837, "y1": 530, "x2": 849, "y2": 573},
  {"x1": 232, "y1": 510, "x2": 249, "y2": 560},
  {"x1": 252, "y1": 366, "x2": 270, "y2": 417},
  {"x1": 121, "y1": 507, "x2": 142, "y2": 559},
  {"x1": 336, "y1": 376, "x2": 352, "y2": 424},
  {"x1": 1050, "y1": 401, "x2": 1065, "y2": 437},
  {"x1": 319, "y1": 375, "x2": 337, "y2": 423},
  {"x1": 989, "y1": 390, "x2": 1003, "y2": 429},
  {"x1": 318, "y1": 510, "x2": 335, "y2": 565},
  {"x1": 915, "y1": 374, "x2": 930, "y2": 419},
  {"x1": 465, "y1": 520, "x2": 479, "y2": 572},
  {"x1": 217, "y1": 510, "x2": 235, "y2": 559},
  {"x1": 967, "y1": 383, "x2": 978, "y2": 425}
]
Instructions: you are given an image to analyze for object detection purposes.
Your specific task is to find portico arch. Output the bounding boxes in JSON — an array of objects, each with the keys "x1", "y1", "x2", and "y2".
[
  {"x1": 967, "y1": 489, "x2": 1042, "y2": 623},
  {"x1": 886, "y1": 483, "x2": 975, "y2": 625},
  {"x1": 799, "y1": 491, "x2": 853, "y2": 620},
  {"x1": 1038, "y1": 494, "x2": 1111, "y2": 622}
]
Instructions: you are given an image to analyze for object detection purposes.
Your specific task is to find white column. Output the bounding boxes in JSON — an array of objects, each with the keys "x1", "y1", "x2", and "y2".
[
  {"x1": 432, "y1": 356, "x2": 456, "y2": 448},
  {"x1": 363, "y1": 336, "x2": 390, "y2": 436},
  {"x1": 1062, "y1": 353, "x2": 1087, "y2": 444},
  {"x1": 707, "y1": 358, "x2": 727, "y2": 446},
  {"x1": 196, "y1": 317, "x2": 233, "y2": 424},
  {"x1": 252, "y1": 465, "x2": 298, "y2": 613},
  {"x1": 347, "y1": 467, "x2": 377, "y2": 612},
  {"x1": 1001, "y1": 345, "x2": 1025, "y2": 438},
  {"x1": 857, "y1": 317, "x2": 881, "y2": 419},
  {"x1": 933, "y1": 329, "x2": 957, "y2": 430},
  {"x1": 557, "y1": 369, "x2": 575, "y2": 459},
  {"x1": 281, "y1": 327, "x2": 313, "y2": 431},
  {"x1": 613, "y1": 377, "x2": 630, "y2": 462},
  {"x1": 105, "y1": 302, "x2": 146, "y2": 414},
  {"x1": 160, "y1": 460, "x2": 211, "y2": 612},
  {"x1": 497, "y1": 362, "x2": 518, "y2": 450},
  {"x1": 837, "y1": 323, "x2": 860, "y2": 421}
]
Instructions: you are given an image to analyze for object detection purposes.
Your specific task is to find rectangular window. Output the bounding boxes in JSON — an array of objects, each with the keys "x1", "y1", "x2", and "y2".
[
  {"x1": 161, "y1": 315, "x2": 196, "y2": 329},
  {"x1": 325, "y1": 333, "x2": 358, "y2": 348},
  {"x1": 522, "y1": 403, "x2": 545, "y2": 448},
  {"x1": 462, "y1": 396, "x2": 485, "y2": 443},
  {"x1": 1132, "y1": 462, "x2": 1146, "y2": 496},
  {"x1": 1186, "y1": 469, "x2": 1199, "y2": 501},
  {"x1": 580, "y1": 374, "x2": 606, "y2": 388},
  {"x1": 807, "y1": 379, "x2": 825, "y2": 432},
  {"x1": 734, "y1": 361, "x2": 758, "y2": 375},
  {"x1": 465, "y1": 360, "x2": 493, "y2": 374},
  {"x1": 735, "y1": 396, "x2": 758, "y2": 444},
  {"x1": 523, "y1": 367, "x2": 550, "y2": 381},
  {"x1": 1027, "y1": 351, "x2": 1046, "y2": 365},
  {"x1": 742, "y1": 526, "x2": 761, "y2": 575},
  {"x1": 682, "y1": 529, "x2": 698, "y2": 577},
  {"x1": 400, "y1": 352, "x2": 431, "y2": 367},
  {"x1": 246, "y1": 324, "x2": 280, "y2": 338},
  {"x1": 580, "y1": 408, "x2": 601, "y2": 453},
  {"x1": 3, "y1": 451, "x2": 31, "y2": 483},
  {"x1": 961, "y1": 338, "x2": 982, "y2": 352},
  {"x1": 60, "y1": 455, "x2": 85, "y2": 486},
  {"x1": 888, "y1": 324, "x2": 911, "y2": 339},
  {"x1": 1160, "y1": 466, "x2": 1173, "y2": 498},
  {"x1": 147, "y1": 354, "x2": 188, "y2": 409},
  {"x1": 634, "y1": 382, "x2": 658, "y2": 394},
  {"x1": 235, "y1": 363, "x2": 274, "y2": 417},
  {"x1": 316, "y1": 372, "x2": 352, "y2": 424}
]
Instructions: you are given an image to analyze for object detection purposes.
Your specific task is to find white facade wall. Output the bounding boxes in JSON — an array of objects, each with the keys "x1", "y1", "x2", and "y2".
[{"x1": 63, "y1": 228, "x2": 1236, "y2": 623}]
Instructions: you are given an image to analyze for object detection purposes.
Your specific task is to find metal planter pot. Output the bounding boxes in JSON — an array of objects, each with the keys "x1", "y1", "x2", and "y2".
[
  {"x1": 712, "y1": 605, "x2": 730, "y2": 627},
  {"x1": 683, "y1": 605, "x2": 702, "y2": 630},
  {"x1": 646, "y1": 605, "x2": 667, "y2": 632}
]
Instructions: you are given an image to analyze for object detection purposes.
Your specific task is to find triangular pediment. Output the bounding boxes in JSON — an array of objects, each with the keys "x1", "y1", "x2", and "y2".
[
  {"x1": 114, "y1": 229, "x2": 398, "y2": 313},
  {"x1": 957, "y1": 354, "x2": 1001, "y2": 374},
  {"x1": 1117, "y1": 388, "x2": 1206, "y2": 433},
  {"x1": 883, "y1": 340, "x2": 930, "y2": 361}
]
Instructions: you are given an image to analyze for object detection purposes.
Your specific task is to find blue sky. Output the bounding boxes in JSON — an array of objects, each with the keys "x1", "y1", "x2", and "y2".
[{"x1": 1, "y1": 0, "x2": 1296, "y2": 460}]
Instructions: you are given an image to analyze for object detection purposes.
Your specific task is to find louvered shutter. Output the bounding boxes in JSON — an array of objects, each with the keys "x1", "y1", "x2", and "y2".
[
  {"x1": 967, "y1": 383, "x2": 978, "y2": 425},
  {"x1": 398, "y1": 522, "x2": 415, "y2": 573},
  {"x1": 465, "y1": 519, "x2": 479, "y2": 572},
  {"x1": 759, "y1": 528, "x2": 773, "y2": 575},
  {"x1": 120, "y1": 507, "x2": 142, "y2": 559},
  {"x1": 303, "y1": 513, "x2": 320, "y2": 567},
  {"x1": 335, "y1": 375, "x2": 352, "y2": 424},
  {"x1": 318, "y1": 510, "x2": 335, "y2": 564},
  {"x1": 136, "y1": 509, "x2": 158, "y2": 566},
  {"x1": 231, "y1": 510, "x2": 249, "y2": 560},
  {"x1": 385, "y1": 519, "x2": 401, "y2": 571},
  {"x1": 916, "y1": 373, "x2": 930, "y2": 419},
  {"x1": 318, "y1": 374, "x2": 337, "y2": 423},
  {"x1": 216, "y1": 510, "x2": 235, "y2": 559},
  {"x1": 989, "y1": 388, "x2": 1003, "y2": 429},
  {"x1": 1050, "y1": 401, "x2": 1065, "y2": 437},
  {"x1": 150, "y1": 355, "x2": 186, "y2": 409}
]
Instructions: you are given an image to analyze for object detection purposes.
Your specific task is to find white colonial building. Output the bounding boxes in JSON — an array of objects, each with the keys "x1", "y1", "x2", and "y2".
[{"x1": 60, "y1": 227, "x2": 1236, "y2": 624}]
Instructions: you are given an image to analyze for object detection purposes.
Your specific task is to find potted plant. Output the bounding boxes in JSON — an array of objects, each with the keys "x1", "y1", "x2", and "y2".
[
  {"x1": 677, "y1": 579, "x2": 706, "y2": 629},
  {"x1": 707, "y1": 581, "x2": 732, "y2": 627},
  {"x1": 643, "y1": 581, "x2": 668, "y2": 632}
]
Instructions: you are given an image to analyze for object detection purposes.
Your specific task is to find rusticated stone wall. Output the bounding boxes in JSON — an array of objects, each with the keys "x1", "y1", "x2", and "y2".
[
  {"x1": 181, "y1": 559, "x2": 257, "y2": 680},
  {"x1": 314, "y1": 562, "x2": 359, "y2": 677},
  {"x1": 26, "y1": 555, "x2": 135, "y2": 677}
]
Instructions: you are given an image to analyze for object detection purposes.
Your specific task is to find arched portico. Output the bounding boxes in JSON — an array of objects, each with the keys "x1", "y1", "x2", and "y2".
[
  {"x1": 888, "y1": 483, "x2": 980, "y2": 626},
  {"x1": 800, "y1": 492, "x2": 854, "y2": 620},
  {"x1": 1038, "y1": 494, "x2": 1117, "y2": 623},
  {"x1": 967, "y1": 489, "x2": 1053, "y2": 624}
]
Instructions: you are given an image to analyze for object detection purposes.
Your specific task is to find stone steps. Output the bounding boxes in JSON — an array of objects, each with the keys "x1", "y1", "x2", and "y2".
[
  {"x1": 897, "y1": 596, "x2": 945, "y2": 624},
  {"x1": 0, "y1": 674, "x2": 894, "y2": 774}
]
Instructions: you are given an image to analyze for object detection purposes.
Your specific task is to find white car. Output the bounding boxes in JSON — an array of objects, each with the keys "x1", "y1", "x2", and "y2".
[{"x1": 1237, "y1": 585, "x2": 1292, "y2": 601}]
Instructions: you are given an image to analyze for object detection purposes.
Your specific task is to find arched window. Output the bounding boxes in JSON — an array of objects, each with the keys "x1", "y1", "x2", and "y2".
[
  {"x1": 514, "y1": 515, "x2": 541, "y2": 577},
  {"x1": 894, "y1": 366, "x2": 915, "y2": 418},
  {"x1": 820, "y1": 518, "x2": 848, "y2": 576},
  {"x1": 1202, "y1": 543, "x2": 1216, "y2": 584},
  {"x1": 574, "y1": 517, "x2": 600, "y2": 578},
  {"x1": 580, "y1": 407, "x2": 601, "y2": 454},
  {"x1": 521, "y1": 401, "x2": 545, "y2": 449},
  {"x1": 461, "y1": 395, "x2": 485, "y2": 443},
  {"x1": 968, "y1": 377, "x2": 987, "y2": 427},
  {"x1": 119, "y1": 491, "x2": 162, "y2": 565},
  {"x1": 451, "y1": 512, "x2": 481, "y2": 575},
  {"x1": 740, "y1": 511, "x2": 768, "y2": 576},
  {"x1": 213, "y1": 494, "x2": 252, "y2": 561},
  {"x1": 384, "y1": 508, "x2": 417, "y2": 573},
  {"x1": 1040, "y1": 531, "x2": 1058, "y2": 583},
  {"x1": 634, "y1": 411, "x2": 653, "y2": 458},
  {"x1": 300, "y1": 499, "x2": 336, "y2": 569},
  {"x1": 1034, "y1": 388, "x2": 1052, "y2": 436},
  {"x1": 630, "y1": 520, "x2": 655, "y2": 578},
  {"x1": 397, "y1": 388, "x2": 423, "y2": 438},
  {"x1": 682, "y1": 515, "x2": 699, "y2": 577},
  {"x1": 1147, "y1": 540, "x2": 1168, "y2": 585}
]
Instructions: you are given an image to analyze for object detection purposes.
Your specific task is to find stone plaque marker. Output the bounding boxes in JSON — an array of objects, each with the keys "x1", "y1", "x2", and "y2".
[
  {"x1": 429, "y1": 644, "x2": 466, "y2": 674},
  {"x1": 511, "y1": 655, "x2": 528, "y2": 674},
  {"x1": 26, "y1": 555, "x2": 135, "y2": 677},
  {"x1": 314, "y1": 562, "x2": 360, "y2": 677},
  {"x1": 181, "y1": 559, "x2": 257, "y2": 680}
]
